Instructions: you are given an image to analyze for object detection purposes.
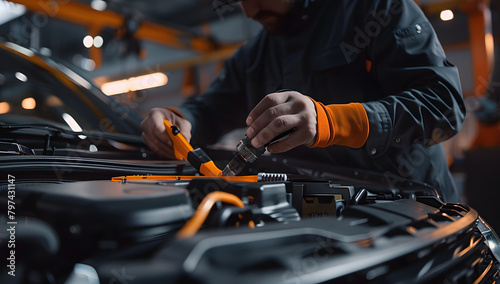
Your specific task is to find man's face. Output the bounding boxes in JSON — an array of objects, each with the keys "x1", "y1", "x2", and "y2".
[{"x1": 239, "y1": 0, "x2": 293, "y2": 35}]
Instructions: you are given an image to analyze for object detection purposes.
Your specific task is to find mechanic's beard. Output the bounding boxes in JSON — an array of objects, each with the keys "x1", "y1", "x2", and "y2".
[
  {"x1": 254, "y1": 9, "x2": 306, "y2": 35},
  {"x1": 254, "y1": 11, "x2": 289, "y2": 35}
]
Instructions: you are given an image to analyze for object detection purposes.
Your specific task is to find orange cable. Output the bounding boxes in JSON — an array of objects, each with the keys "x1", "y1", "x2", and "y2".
[{"x1": 177, "y1": 191, "x2": 245, "y2": 239}]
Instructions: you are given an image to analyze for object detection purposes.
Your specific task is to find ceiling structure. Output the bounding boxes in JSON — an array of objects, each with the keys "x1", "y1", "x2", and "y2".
[
  {"x1": 0, "y1": 0, "x2": 263, "y2": 113},
  {"x1": 1, "y1": 0, "x2": 258, "y2": 79}
]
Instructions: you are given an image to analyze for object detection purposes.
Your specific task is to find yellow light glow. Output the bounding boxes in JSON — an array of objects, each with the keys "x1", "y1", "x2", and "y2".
[
  {"x1": 45, "y1": 95, "x2": 63, "y2": 107},
  {"x1": 129, "y1": 73, "x2": 168, "y2": 91},
  {"x1": 21, "y1": 97, "x2": 36, "y2": 110},
  {"x1": 101, "y1": 73, "x2": 168, "y2": 96},
  {"x1": 440, "y1": 10, "x2": 454, "y2": 21},
  {"x1": 0, "y1": 102, "x2": 10, "y2": 114},
  {"x1": 485, "y1": 32, "x2": 495, "y2": 61},
  {"x1": 101, "y1": 79, "x2": 129, "y2": 96}
]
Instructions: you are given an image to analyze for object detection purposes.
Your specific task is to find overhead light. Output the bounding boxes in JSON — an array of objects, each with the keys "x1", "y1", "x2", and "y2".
[
  {"x1": 101, "y1": 73, "x2": 168, "y2": 96},
  {"x1": 485, "y1": 33, "x2": 494, "y2": 60},
  {"x1": 93, "y1": 36, "x2": 104, "y2": 48},
  {"x1": 440, "y1": 10, "x2": 454, "y2": 21},
  {"x1": 39, "y1": 47, "x2": 52, "y2": 57},
  {"x1": 81, "y1": 58, "x2": 96, "y2": 71},
  {"x1": 90, "y1": 0, "x2": 107, "y2": 11},
  {"x1": 21, "y1": 97, "x2": 36, "y2": 110},
  {"x1": 129, "y1": 73, "x2": 168, "y2": 92},
  {"x1": 45, "y1": 95, "x2": 63, "y2": 107},
  {"x1": 0, "y1": 102, "x2": 10, "y2": 114},
  {"x1": 83, "y1": 35, "x2": 94, "y2": 48},
  {"x1": 83, "y1": 35, "x2": 104, "y2": 49},
  {"x1": 0, "y1": 2, "x2": 26, "y2": 25},
  {"x1": 15, "y1": 72, "x2": 28, "y2": 82},
  {"x1": 102, "y1": 79, "x2": 129, "y2": 95}
]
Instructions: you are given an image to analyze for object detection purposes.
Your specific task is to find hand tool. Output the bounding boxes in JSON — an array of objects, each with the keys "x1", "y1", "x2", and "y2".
[
  {"x1": 112, "y1": 173, "x2": 288, "y2": 183},
  {"x1": 112, "y1": 120, "x2": 290, "y2": 182},
  {"x1": 163, "y1": 119, "x2": 222, "y2": 177},
  {"x1": 222, "y1": 128, "x2": 295, "y2": 176}
]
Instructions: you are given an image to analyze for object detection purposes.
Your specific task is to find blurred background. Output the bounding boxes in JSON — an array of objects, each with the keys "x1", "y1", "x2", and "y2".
[{"x1": 0, "y1": 0, "x2": 499, "y2": 227}]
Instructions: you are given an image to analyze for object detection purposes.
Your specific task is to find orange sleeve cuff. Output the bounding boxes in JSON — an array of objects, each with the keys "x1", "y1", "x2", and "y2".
[{"x1": 309, "y1": 99, "x2": 369, "y2": 149}]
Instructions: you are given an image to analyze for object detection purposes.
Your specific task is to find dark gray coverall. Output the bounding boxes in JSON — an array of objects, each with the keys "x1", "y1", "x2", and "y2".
[{"x1": 178, "y1": 0, "x2": 466, "y2": 202}]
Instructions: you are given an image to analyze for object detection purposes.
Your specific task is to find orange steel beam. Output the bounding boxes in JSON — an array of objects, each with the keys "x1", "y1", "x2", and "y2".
[
  {"x1": 419, "y1": 0, "x2": 494, "y2": 97},
  {"x1": 182, "y1": 67, "x2": 198, "y2": 96},
  {"x1": 463, "y1": 0, "x2": 494, "y2": 96},
  {"x1": 419, "y1": 0, "x2": 465, "y2": 14},
  {"x1": 88, "y1": 25, "x2": 103, "y2": 68},
  {"x1": 9, "y1": 0, "x2": 215, "y2": 58}
]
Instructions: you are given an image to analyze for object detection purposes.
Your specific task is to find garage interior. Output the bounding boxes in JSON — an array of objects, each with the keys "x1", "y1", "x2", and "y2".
[
  {"x1": 2, "y1": 0, "x2": 498, "y2": 223},
  {"x1": 0, "y1": 0, "x2": 500, "y2": 281},
  {"x1": 0, "y1": 0, "x2": 498, "y2": 214}
]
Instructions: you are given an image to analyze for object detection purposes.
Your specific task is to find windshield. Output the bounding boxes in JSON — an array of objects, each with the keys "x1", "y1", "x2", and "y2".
[{"x1": 0, "y1": 44, "x2": 142, "y2": 135}]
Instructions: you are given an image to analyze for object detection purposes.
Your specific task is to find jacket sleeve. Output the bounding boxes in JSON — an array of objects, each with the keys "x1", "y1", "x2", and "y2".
[
  {"x1": 177, "y1": 45, "x2": 250, "y2": 147},
  {"x1": 361, "y1": 0, "x2": 466, "y2": 158}
]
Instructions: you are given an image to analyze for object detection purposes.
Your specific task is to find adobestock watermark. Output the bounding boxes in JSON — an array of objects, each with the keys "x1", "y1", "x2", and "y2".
[
  {"x1": 382, "y1": 108, "x2": 463, "y2": 190},
  {"x1": 281, "y1": 235, "x2": 342, "y2": 284},
  {"x1": 189, "y1": 177, "x2": 232, "y2": 206},
  {"x1": 212, "y1": 0, "x2": 239, "y2": 20},
  {"x1": 340, "y1": 0, "x2": 403, "y2": 63},
  {"x1": 5, "y1": 174, "x2": 16, "y2": 277},
  {"x1": 108, "y1": 267, "x2": 136, "y2": 284}
]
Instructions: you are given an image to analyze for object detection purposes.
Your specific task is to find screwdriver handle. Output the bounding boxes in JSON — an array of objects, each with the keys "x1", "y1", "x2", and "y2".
[
  {"x1": 265, "y1": 127, "x2": 296, "y2": 147},
  {"x1": 244, "y1": 127, "x2": 297, "y2": 158},
  {"x1": 163, "y1": 119, "x2": 194, "y2": 161}
]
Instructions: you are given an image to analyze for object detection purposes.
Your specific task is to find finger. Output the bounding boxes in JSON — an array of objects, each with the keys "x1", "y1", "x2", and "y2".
[
  {"x1": 141, "y1": 110, "x2": 170, "y2": 146},
  {"x1": 251, "y1": 114, "x2": 298, "y2": 148},
  {"x1": 149, "y1": 111, "x2": 174, "y2": 145},
  {"x1": 171, "y1": 116, "x2": 192, "y2": 143},
  {"x1": 246, "y1": 102, "x2": 294, "y2": 139},
  {"x1": 142, "y1": 132, "x2": 174, "y2": 158},
  {"x1": 246, "y1": 93, "x2": 289, "y2": 127},
  {"x1": 141, "y1": 110, "x2": 173, "y2": 155},
  {"x1": 266, "y1": 131, "x2": 301, "y2": 153},
  {"x1": 266, "y1": 126, "x2": 312, "y2": 153}
]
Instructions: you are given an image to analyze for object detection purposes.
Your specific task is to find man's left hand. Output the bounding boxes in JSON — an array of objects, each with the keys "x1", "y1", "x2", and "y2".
[{"x1": 245, "y1": 91, "x2": 317, "y2": 153}]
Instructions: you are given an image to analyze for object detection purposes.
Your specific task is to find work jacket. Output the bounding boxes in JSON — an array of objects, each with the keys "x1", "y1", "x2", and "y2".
[{"x1": 179, "y1": 0, "x2": 466, "y2": 202}]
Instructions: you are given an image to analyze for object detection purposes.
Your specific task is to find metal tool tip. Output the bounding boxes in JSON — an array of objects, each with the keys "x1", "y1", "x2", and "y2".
[
  {"x1": 222, "y1": 155, "x2": 246, "y2": 176},
  {"x1": 222, "y1": 165, "x2": 236, "y2": 176}
]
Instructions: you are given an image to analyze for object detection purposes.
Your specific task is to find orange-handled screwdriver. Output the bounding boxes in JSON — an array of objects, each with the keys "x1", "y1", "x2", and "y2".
[
  {"x1": 163, "y1": 120, "x2": 223, "y2": 177},
  {"x1": 163, "y1": 119, "x2": 193, "y2": 161}
]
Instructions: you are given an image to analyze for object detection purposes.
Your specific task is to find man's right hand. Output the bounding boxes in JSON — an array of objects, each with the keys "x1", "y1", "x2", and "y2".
[{"x1": 140, "y1": 108, "x2": 192, "y2": 159}]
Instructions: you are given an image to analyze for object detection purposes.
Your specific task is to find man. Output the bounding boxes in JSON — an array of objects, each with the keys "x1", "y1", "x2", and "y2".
[{"x1": 141, "y1": 0, "x2": 465, "y2": 202}]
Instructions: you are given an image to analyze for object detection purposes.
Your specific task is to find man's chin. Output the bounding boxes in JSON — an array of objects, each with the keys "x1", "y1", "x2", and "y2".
[
  {"x1": 261, "y1": 22, "x2": 288, "y2": 35},
  {"x1": 258, "y1": 14, "x2": 301, "y2": 35},
  {"x1": 263, "y1": 27, "x2": 283, "y2": 35}
]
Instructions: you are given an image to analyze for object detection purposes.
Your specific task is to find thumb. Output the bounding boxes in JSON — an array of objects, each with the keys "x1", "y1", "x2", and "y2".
[{"x1": 169, "y1": 115, "x2": 192, "y2": 143}]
